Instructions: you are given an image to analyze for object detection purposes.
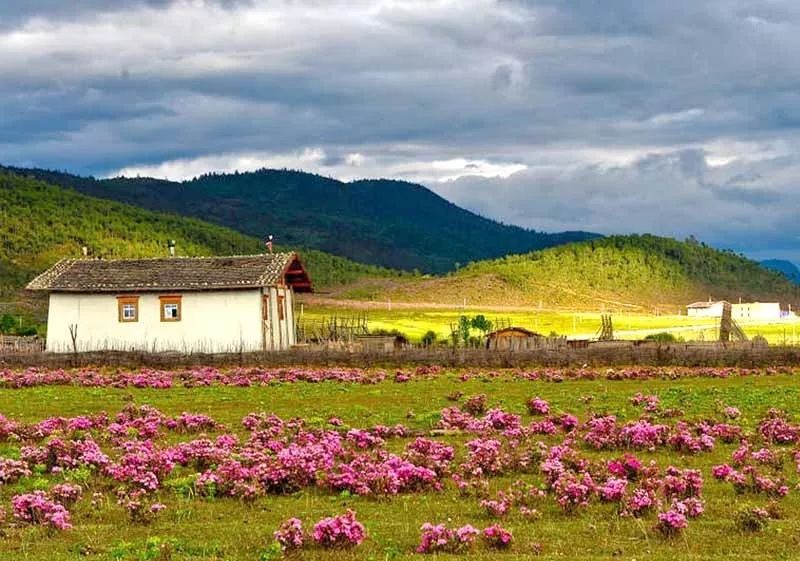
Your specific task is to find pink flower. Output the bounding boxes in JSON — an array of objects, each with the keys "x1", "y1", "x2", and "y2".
[
  {"x1": 274, "y1": 517, "x2": 304, "y2": 550},
  {"x1": 312, "y1": 510, "x2": 366, "y2": 548},
  {"x1": 527, "y1": 397, "x2": 551, "y2": 416},
  {"x1": 656, "y1": 508, "x2": 688, "y2": 536},
  {"x1": 483, "y1": 524, "x2": 513, "y2": 549}
]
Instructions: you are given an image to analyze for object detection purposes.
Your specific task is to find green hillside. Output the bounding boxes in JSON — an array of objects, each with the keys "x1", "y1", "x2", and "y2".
[
  {"x1": 331, "y1": 235, "x2": 800, "y2": 310},
  {"x1": 0, "y1": 171, "x2": 397, "y2": 304},
  {"x1": 1, "y1": 166, "x2": 597, "y2": 273}
]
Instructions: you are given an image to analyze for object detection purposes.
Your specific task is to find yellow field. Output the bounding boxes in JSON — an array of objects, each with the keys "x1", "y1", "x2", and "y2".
[{"x1": 298, "y1": 301, "x2": 800, "y2": 345}]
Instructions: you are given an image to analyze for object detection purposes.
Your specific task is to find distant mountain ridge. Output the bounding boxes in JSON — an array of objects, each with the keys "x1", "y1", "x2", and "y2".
[
  {"x1": 0, "y1": 165, "x2": 598, "y2": 273},
  {"x1": 761, "y1": 259, "x2": 800, "y2": 284},
  {"x1": 0, "y1": 170, "x2": 398, "y2": 304}
]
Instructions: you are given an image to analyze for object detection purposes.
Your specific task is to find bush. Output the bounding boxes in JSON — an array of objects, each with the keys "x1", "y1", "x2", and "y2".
[
  {"x1": 421, "y1": 330, "x2": 437, "y2": 347},
  {"x1": 734, "y1": 505, "x2": 771, "y2": 532},
  {"x1": 645, "y1": 332, "x2": 678, "y2": 343}
]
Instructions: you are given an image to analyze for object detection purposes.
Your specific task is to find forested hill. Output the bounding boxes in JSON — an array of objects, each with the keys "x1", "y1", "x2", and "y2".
[
  {"x1": 761, "y1": 259, "x2": 800, "y2": 284},
  {"x1": 0, "y1": 171, "x2": 397, "y2": 301},
  {"x1": 347, "y1": 235, "x2": 800, "y2": 310},
  {"x1": 1, "y1": 166, "x2": 598, "y2": 273}
]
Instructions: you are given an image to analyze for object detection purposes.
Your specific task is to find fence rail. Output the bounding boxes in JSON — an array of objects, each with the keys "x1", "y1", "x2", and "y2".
[{"x1": 0, "y1": 335, "x2": 45, "y2": 354}]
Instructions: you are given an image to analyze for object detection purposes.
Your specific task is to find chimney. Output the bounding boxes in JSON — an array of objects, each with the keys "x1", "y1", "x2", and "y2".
[
  {"x1": 167, "y1": 239, "x2": 176, "y2": 257},
  {"x1": 265, "y1": 234, "x2": 274, "y2": 254},
  {"x1": 81, "y1": 246, "x2": 89, "y2": 257}
]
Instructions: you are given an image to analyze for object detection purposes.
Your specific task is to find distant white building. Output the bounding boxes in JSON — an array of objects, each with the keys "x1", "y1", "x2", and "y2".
[
  {"x1": 686, "y1": 300, "x2": 728, "y2": 317},
  {"x1": 27, "y1": 253, "x2": 312, "y2": 353},
  {"x1": 732, "y1": 302, "x2": 782, "y2": 321}
]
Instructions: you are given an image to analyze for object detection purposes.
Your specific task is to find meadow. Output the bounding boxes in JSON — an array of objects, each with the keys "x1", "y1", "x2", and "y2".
[
  {"x1": 1, "y1": 366, "x2": 800, "y2": 560},
  {"x1": 299, "y1": 303, "x2": 800, "y2": 345}
]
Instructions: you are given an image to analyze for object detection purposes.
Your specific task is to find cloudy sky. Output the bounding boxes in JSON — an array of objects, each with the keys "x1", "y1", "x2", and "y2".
[{"x1": 2, "y1": 0, "x2": 800, "y2": 262}]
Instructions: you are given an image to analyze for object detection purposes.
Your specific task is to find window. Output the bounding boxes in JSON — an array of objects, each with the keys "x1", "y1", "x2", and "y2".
[
  {"x1": 117, "y1": 296, "x2": 139, "y2": 323},
  {"x1": 277, "y1": 294, "x2": 285, "y2": 321},
  {"x1": 159, "y1": 295, "x2": 182, "y2": 322}
]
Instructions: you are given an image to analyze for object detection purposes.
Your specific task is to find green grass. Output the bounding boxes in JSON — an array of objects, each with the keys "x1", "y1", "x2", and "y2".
[
  {"x1": 2, "y1": 370, "x2": 800, "y2": 560},
  {"x1": 299, "y1": 304, "x2": 800, "y2": 344}
]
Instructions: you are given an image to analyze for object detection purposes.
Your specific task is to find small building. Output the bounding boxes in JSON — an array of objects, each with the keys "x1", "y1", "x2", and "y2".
[
  {"x1": 686, "y1": 300, "x2": 728, "y2": 318},
  {"x1": 355, "y1": 334, "x2": 409, "y2": 353},
  {"x1": 486, "y1": 327, "x2": 564, "y2": 351},
  {"x1": 731, "y1": 302, "x2": 782, "y2": 321},
  {"x1": 26, "y1": 253, "x2": 311, "y2": 353}
]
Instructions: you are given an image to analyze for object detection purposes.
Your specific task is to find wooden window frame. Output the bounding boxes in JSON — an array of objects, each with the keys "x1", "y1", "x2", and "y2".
[
  {"x1": 159, "y1": 295, "x2": 182, "y2": 322},
  {"x1": 277, "y1": 294, "x2": 285, "y2": 321},
  {"x1": 117, "y1": 296, "x2": 139, "y2": 323}
]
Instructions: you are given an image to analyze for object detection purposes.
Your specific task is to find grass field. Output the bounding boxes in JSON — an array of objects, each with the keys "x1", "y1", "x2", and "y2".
[
  {"x1": 299, "y1": 303, "x2": 800, "y2": 345},
  {"x1": 2, "y1": 367, "x2": 800, "y2": 560}
]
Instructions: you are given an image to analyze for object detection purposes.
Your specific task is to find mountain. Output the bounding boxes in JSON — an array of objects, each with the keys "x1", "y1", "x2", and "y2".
[
  {"x1": 761, "y1": 259, "x2": 800, "y2": 284},
  {"x1": 0, "y1": 166, "x2": 598, "y2": 273},
  {"x1": 330, "y1": 235, "x2": 800, "y2": 310},
  {"x1": 0, "y1": 170, "x2": 398, "y2": 306}
]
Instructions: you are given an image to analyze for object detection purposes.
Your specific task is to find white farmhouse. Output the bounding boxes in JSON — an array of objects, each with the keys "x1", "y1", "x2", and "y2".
[
  {"x1": 686, "y1": 300, "x2": 728, "y2": 318},
  {"x1": 731, "y1": 302, "x2": 782, "y2": 321},
  {"x1": 26, "y1": 253, "x2": 311, "y2": 353}
]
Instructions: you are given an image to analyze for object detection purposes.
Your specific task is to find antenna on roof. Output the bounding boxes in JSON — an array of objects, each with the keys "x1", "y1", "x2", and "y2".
[
  {"x1": 167, "y1": 239, "x2": 176, "y2": 257},
  {"x1": 265, "y1": 234, "x2": 274, "y2": 254}
]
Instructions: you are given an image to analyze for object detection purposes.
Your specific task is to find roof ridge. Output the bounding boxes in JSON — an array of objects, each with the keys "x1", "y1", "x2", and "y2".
[{"x1": 67, "y1": 252, "x2": 295, "y2": 263}]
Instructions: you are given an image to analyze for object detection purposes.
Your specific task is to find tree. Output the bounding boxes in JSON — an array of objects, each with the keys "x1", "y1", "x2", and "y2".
[
  {"x1": 470, "y1": 315, "x2": 493, "y2": 336},
  {"x1": 421, "y1": 330, "x2": 437, "y2": 348},
  {"x1": 0, "y1": 314, "x2": 15, "y2": 334}
]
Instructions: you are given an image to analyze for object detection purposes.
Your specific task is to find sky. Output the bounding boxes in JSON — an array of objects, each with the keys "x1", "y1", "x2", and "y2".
[{"x1": 2, "y1": 0, "x2": 800, "y2": 263}]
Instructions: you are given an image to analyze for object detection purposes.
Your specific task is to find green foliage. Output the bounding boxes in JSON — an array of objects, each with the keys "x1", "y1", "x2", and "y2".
[
  {"x1": 645, "y1": 332, "x2": 679, "y2": 343},
  {"x1": 2, "y1": 166, "x2": 596, "y2": 273},
  {"x1": 0, "y1": 314, "x2": 15, "y2": 334},
  {"x1": 258, "y1": 542, "x2": 283, "y2": 561},
  {"x1": 421, "y1": 330, "x2": 438, "y2": 347},
  {"x1": 470, "y1": 314, "x2": 493, "y2": 334}
]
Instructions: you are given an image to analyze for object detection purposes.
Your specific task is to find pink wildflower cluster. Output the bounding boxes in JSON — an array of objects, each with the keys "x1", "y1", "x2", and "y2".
[
  {"x1": 527, "y1": 397, "x2": 551, "y2": 415},
  {"x1": 482, "y1": 524, "x2": 513, "y2": 549},
  {"x1": 273, "y1": 517, "x2": 304, "y2": 550},
  {"x1": 312, "y1": 509, "x2": 366, "y2": 548},
  {"x1": 1, "y1": 365, "x2": 797, "y2": 391},
  {"x1": 416, "y1": 523, "x2": 480, "y2": 553},
  {"x1": 630, "y1": 393, "x2": 661, "y2": 412},
  {"x1": 12, "y1": 491, "x2": 72, "y2": 530},
  {"x1": 655, "y1": 508, "x2": 688, "y2": 537}
]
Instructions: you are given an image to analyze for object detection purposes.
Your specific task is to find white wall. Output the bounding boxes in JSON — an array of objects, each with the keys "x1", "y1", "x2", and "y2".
[
  {"x1": 732, "y1": 302, "x2": 781, "y2": 321},
  {"x1": 687, "y1": 302, "x2": 725, "y2": 317},
  {"x1": 46, "y1": 290, "x2": 265, "y2": 353}
]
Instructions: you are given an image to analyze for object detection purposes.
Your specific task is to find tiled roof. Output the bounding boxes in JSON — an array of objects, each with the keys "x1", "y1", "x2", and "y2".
[
  {"x1": 26, "y1": 253, "x2": 312, "y2": 292},
  {"x1": 687, "y1": 301, "x2": 727, "y2": 308}
]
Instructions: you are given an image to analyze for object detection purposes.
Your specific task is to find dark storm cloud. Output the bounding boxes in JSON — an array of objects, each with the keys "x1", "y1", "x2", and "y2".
[{"x1": 1, "y1": 0, "x2": 800, "y2": 261}]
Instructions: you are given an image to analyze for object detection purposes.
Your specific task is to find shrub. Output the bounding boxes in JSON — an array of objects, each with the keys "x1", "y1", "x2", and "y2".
[
  {"x1": 644, "y1": 332, "x2": 677, "y2": 343},
  {"x1": 734, "y1": 506, "x2": 770, "y2": 532}
]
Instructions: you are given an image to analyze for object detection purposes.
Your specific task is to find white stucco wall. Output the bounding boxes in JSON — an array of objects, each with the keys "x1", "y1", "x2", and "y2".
[
  {"x1": 732, "y1": 302, "x2": 781, "y2": 321},
  {"x1": 687, "y1": 302, "x2": 725, "y2": 317},
  {"x1": 46, "y1": 290, "x2": 266, "y2": 353}
]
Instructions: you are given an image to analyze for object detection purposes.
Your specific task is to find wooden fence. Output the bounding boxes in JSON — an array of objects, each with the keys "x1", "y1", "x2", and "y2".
[
  {"x1": 2, "y1": 341, "x2": 800, "y2": 369},
  {"x1": 0, "y1": 335, "x2": 45, "y2": 354}
]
